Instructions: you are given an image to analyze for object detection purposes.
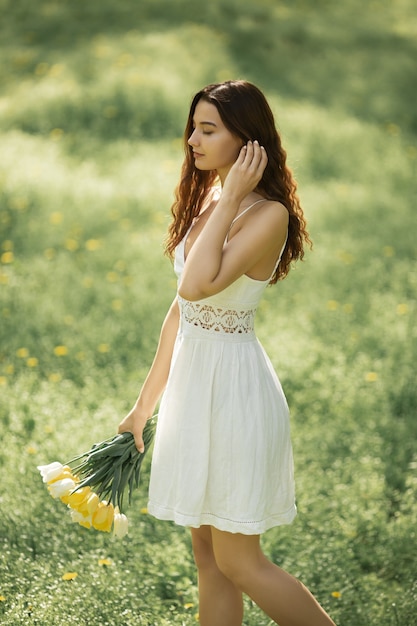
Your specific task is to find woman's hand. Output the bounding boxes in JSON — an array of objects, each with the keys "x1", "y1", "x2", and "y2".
[
  {"x1": 222, "y1": 140, "x2": 268, "y2": 203},
  {"x1": 118, "y1": 406, "x2": 151, "y2": 453}
]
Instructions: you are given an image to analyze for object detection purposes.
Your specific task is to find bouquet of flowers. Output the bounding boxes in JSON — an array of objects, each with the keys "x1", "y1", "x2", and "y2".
[{"x1": 37, "y1": 417, "x2": 156, "y2": 538}]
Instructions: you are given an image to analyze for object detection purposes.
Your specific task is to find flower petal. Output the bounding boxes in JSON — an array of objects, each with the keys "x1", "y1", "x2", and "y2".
[
  {"x1": 48, "y1": 478, "x2": 76, "y2": 498},
  {"x1": 37, "y1": 462, "x2": 64, "y2": 483},
  {"x1": 113, "y1": 511, "x2": 129, "y2": 538}
]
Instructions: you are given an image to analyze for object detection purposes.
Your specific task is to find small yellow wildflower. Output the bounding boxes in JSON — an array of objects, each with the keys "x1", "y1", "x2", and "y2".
[
  {"x1": 365, "y1": 372, "x2": 378, "y2": 382},
  {"x1": 140, "y1": 507, "x2": 148, "y2": 515},
  {"x1": 26, "y1": 445, "x2": 38, "y2": 454},
  {"x1": 62, "y1": 572, "x2": 78, "y2": 581},
  {"x1": 1, "y1": 251, "x2": 14, "y2": 264},
  {"x1": 54, "y1": 345, "x2": 68, "y2": 357},
  {"x1": 26, "y1": 357, "x2": 39, "y2": 367},
  {"x1": 383, "y1": 246, "x2": 394, "y2": 257},
  {"x1": 85, "y1": 239, "x2": 102, "y2": 251},
  {"x1": 50, "y1": 212, "x2": 63, "y2": 225},
  {"x1": 326, "y1": 300, "x2": 339, "y2": 311},
  {"x1": 97, "y1": 343, "x2": 110, "y2": 353},
  {"x1": 184, "y1": 603, "x2": 194, "y2": 609},
  {"x1": 0, "y1": 376, "x2": 7, "y2": 386},
  {"x1": 331, "y1": 591, "x2": 341, "y2": 598},
  {"x1": 112, "y1": 299, "x2": 123, "y2": 311},
  {"x1": 396, "y1": 303, "x2": 409, "y2": 315},
  {"x1": 65, "y1": 238, "x2": 79, "y2": 252},
  {"x1": 98, "y1": 558, "x2": 112, "y2": 567},
  {"x1": 16, "y1": 347, "x2": 29, "y2": 358},
  {"x1": 48, "y1": 373, "x2": 62, "y2": 383},
  {"x1": 0, "y1": 595, "x2": 6, "y2": 601},
  {"x1": 106, "y1": 271, "x2": 118, "y2": 283}
]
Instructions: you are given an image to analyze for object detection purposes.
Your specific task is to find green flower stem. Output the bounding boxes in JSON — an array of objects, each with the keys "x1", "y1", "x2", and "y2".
[{"x1": 66, "y1": 417, "x2": 157, "y2": 512}]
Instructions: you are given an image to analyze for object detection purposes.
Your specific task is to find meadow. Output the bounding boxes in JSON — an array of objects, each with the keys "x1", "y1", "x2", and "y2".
[{"x1": 0, "y1": 0, "x2": 416, "y2": 624}]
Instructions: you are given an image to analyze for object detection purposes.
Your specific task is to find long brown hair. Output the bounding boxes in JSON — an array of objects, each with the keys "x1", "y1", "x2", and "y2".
[{"x1": 165, "y1": 80, "x2": 311, "y2": 282}]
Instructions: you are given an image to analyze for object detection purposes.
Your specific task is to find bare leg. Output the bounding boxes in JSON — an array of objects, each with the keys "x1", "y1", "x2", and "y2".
[
  {"x1": 191, "y1": 526, "x2": 244, "y2": 626},
  {"x1": 211, "y1": 528, "x2": 336, "y2": 626}
]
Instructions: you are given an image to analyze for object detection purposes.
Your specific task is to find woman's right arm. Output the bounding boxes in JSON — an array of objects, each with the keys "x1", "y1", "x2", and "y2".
[{"x1": 118, "y1": 297, "x2": 180, "y2": 451}]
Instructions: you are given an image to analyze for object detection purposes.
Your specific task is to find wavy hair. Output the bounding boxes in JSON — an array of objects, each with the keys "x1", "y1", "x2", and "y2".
[{"x1": 165, "y1": 80, "x2": 311, "y2": 282}]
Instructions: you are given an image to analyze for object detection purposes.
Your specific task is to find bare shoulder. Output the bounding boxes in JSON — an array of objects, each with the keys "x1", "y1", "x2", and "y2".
[
  {"x1": 260, "y1": 200, "x2": 289, "y2": 226},
  {"x1": 245, "y1": 199, "x2": 289, "y2": 237}
]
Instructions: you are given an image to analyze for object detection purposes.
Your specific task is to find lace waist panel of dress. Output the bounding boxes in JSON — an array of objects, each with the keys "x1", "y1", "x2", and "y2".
[{"x1": 179, "y1": 296, "x2": 256, "y2": 336}]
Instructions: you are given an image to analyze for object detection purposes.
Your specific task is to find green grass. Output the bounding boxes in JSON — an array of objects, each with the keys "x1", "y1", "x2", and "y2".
[{"x1": 0, "y1": 0, "x2": 416, "y2": 624}]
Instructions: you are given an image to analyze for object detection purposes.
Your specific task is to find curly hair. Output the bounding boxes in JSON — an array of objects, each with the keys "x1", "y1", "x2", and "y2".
[{"x1": 165, "y1": 80, "x2": 311, "y2": 282}]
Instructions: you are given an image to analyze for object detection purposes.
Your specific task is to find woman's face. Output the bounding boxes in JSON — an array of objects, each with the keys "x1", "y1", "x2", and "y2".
[{"x1": 188, "y1": 100, "x2": 243, "y2": 181}]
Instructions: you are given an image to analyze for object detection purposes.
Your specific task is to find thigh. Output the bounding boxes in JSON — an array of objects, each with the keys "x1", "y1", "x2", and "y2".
[
  {"x1": 210, "y1": 528, "x2": 264, "y2": 581},
  {"x1": 191, "y1": 525, "x2": 216, "y2": 569}
]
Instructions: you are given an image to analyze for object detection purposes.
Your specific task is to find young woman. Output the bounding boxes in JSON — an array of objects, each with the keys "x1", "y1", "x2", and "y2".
[{"x1": 118, "y1": 80, "x2": 336, "y2": 626}]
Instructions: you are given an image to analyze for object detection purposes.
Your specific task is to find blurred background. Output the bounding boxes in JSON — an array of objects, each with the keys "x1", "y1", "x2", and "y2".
[{"x1": 0, "y1": 1, "x2": 416, "y2": 625}]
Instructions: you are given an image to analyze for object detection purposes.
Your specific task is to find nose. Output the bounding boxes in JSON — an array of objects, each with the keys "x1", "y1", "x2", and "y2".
[{"x1": 188, "y1": 129, "x2": 199, "y2": 147}]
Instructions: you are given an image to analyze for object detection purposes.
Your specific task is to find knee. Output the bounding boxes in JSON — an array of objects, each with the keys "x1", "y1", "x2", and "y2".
[{"x1": 214, "y1": 553, "x2": 253, "y2": 590}]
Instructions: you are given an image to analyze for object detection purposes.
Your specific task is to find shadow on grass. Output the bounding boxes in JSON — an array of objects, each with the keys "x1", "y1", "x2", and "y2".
[{"x1": 0, "y1": 0, "x2": 416, "y2": 140}]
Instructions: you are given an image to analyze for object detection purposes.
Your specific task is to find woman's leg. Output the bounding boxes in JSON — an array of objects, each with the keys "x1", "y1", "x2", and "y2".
[
  {"x1": 211, "y1": 528, "x2": 336, "y2": 626},
  {"x1": 191, "y1": 526, "x2": 244, "y2": 626}
]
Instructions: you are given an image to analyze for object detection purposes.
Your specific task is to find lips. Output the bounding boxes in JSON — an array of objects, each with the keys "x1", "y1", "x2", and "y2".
[{"x1": 193, "y1": 152, "x2": 204, "y2": 158}]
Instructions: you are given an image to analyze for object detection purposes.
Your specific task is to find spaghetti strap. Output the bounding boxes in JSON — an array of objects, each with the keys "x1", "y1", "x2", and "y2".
[{"x1": 227, "y1": 199, "x2": 267, "y2": 239}]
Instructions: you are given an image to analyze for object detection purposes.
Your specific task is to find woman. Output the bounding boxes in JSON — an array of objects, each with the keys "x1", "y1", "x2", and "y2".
[{"x1": 119, "y1": 80, "x2": 336, "y2": 626}]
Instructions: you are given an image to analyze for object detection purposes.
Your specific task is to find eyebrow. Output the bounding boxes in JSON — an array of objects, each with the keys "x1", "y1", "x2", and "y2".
[{"x1": 193, "y1": 120, "x2": 218, "y2": 127}]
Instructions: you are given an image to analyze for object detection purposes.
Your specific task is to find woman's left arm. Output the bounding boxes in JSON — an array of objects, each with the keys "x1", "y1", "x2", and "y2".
[{"x1": 178, "y1": 141, "x2": 288, "y2": 301}]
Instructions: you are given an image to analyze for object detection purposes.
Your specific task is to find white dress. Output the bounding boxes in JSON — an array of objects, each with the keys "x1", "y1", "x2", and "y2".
[{"x1": 147, "y1": 200, "x2": 297, "y2": 535}]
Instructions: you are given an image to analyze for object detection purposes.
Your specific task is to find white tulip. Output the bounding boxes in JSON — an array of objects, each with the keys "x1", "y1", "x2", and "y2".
[
  {"x1": 113, "y1": 508, "x2": 129, "y2": 538},
  {"x1": 48, "y1": 478, "x2": 76, "y2": 499},
  {"x1": 37, "y1": 461, "x2": 64, "y2": 483}
]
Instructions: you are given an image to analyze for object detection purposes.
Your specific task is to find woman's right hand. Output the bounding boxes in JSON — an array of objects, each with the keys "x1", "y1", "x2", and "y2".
[{"x1": 118, "y1": 405, "x2": 151, "y2": 453}]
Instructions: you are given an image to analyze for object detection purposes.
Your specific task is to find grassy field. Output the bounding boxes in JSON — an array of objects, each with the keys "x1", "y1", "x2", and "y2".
[{"x1": 0, "y1": 0, "x2": 416, "y2": 624}]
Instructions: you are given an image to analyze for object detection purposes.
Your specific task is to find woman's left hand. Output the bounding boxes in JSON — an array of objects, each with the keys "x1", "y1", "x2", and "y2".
[{"x1": 222, "y1": 140, "x2": 268, "y2": 203}]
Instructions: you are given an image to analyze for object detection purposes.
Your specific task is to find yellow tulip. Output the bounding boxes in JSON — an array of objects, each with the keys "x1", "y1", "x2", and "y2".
[
  {"x1": 70, "y1": 509, "x2": 92, "y2": 529},
  {"x1": 47, "y1": 467, "x2": 77, "y2": 485},
  {"x1": 86, "y1": 492, "x2": 100, "y2": 515},
  {"x1": 61, "y1": 486, "x2": 91, "y2": 508},
  {"x1": 92, "y1": 502, "x2": 114, "y2": 532}
]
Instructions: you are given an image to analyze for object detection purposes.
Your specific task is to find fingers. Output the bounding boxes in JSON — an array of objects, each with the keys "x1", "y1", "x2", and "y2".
[
  {"x1": 135, "y1": 435, "x2": 145, "y2": 454},
  {"x1": 118, "y1": 420, "x2": 145, "y2": 453},
  {"x1": 241, "y1": 140, "x2": 268, "y2": 170}
]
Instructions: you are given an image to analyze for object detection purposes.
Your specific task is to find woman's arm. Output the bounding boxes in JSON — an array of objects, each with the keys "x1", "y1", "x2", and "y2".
[
  {"x1": 178, "y1": 141, "x2": 288, "y2": 301},
  {"x1": 118, "y1": 297, "x2": 180, "y2": 451}
]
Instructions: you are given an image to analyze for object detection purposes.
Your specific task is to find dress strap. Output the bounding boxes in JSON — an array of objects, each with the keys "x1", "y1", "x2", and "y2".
[
  {"x1": 230, "y1": 199, "x2": 267, "y2": 227},
  {"x1": 227, "y1": 199, "x2": 267, "y2": 240}
]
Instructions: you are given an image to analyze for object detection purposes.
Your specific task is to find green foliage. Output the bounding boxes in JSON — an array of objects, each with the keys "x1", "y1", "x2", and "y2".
[{"x1": 0, "y1": 0, "x2": 416, "y2": 624}]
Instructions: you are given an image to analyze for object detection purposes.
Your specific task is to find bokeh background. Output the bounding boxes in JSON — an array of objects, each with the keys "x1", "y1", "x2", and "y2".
[{"x1": 0, "y1": 1, "x2": 416, "y2": 625}]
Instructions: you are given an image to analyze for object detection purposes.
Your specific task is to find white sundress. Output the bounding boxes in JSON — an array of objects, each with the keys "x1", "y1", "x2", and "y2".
[{"x1": 147, "y1": 200, "x2": 297, "y2": 535}]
